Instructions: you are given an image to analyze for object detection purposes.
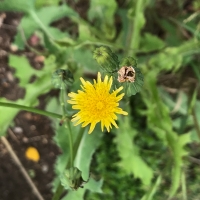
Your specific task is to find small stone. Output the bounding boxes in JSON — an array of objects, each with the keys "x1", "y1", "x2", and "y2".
[
  {"x1": 10, "y1": 44, "x2": 18, "y2": 52},
  {"x1": 13, "y1": 126, "x2": 23, "y2": 134},
  {"x1": 30, "y1": 125, "x2": 36, "y2": 131},
  {"x1": 23, "y1": 137, "x2": 28, "y2": 143},
  {"x1": 41, "y1": 164, "x2": 49, "y2": 173}
]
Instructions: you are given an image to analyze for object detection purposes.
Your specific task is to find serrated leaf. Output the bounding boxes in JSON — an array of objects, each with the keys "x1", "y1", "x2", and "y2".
[
  {"x1": 115, "y1": 117, "x2": 153, "y2": 186},
  {"x1": 141, "y1": 72, "x2": 191, "y2": 197},
  {"x1": 14, "y1": 5, "x2": 79, "y2": 49},
  {"x1": 88, "y1": 0, "x2": 117, "y2": 39},
  {"x1": 128, "y1": 0, "x2": 150, "y2": 54},
  {"x1": 148, "y1": 39, "x2": 200, "y2": 72},
  {"x1": 0, "y1": 55, "x2": 56, "y2": 136},
  {"x1": 140, "y1": 33, "x2": 165, "y2": 52},
  {"x1": 9, "y1": 55, "x2": 38, "y2": 87},
  {"x1": 169, "y1": 133, "x2": 191, "y2": 197}
]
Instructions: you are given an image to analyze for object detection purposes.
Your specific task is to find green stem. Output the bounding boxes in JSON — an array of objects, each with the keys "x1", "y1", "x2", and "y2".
[
  {"x1": 66, "y1": 121, "x2": 73, "y2": 168},
  {"x1": 52, "y1": 183, "x2": 63, "y2": 200},
  {"x1": 0, "y1": 102, "x2": 62, "y2": 119},
  {"x1": 181, "y1": 172, "x2": 187, "y2": 200},
  {"x1": 52, "y1": 128, "x2": 85, "y2": 200},
  {"x1": 60, "y1": 86, "x2": 74, "y2": 168},
  {"x1": 29, "y1": 10, "x2": 53, "y2": 39},
  {"x1": 128, "y1": 0, "x2": 147, "y2": 56},
  {"x1": 60, "y1": 88, "x2": 67, "y2": 117}
]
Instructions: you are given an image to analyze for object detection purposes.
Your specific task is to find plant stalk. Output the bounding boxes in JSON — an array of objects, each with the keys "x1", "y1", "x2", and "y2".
[{"x1": 0, "y1": 102, "x2": 62, "y2": 119}]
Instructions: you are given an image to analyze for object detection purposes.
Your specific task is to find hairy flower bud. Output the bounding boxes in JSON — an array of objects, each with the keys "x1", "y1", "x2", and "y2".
[
  {"x1": 93, "y1": 46, "x2": 119, "y2": 72},
  {"x1": 120, "y1": 56, "x2": 137, "y2": 67}
]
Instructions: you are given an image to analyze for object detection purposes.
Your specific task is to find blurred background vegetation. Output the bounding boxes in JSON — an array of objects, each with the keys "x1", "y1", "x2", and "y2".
[{"x1": 0, "y1": 0, "x2": 200, "y2": 200}]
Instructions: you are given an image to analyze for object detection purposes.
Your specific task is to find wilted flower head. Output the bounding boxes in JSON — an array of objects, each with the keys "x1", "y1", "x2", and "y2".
[{"x1": 67, "y1": 72, "x2": 128, "y2": 134}]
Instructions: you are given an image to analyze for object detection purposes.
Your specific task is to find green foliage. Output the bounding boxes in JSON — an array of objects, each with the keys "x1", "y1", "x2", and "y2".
[
  {"x1": 0, "y1": 55, "x2": 56, "y2": 136},
  {"x1": 93, "y1": 47, "x2": 144, "y2": 96},
  {"x1": 1, "y1": 0, "x2": 200, "y2": 199},
  {"x1": 115, "y1": 116, "x2": 153, "y2": 186},
  {"x1": 141, "y1": 176, "x2": 162, "y2": 200},
  {"x1": 88, "y1": 0, "x2": 117, "y2": 39},
  {"x1": 0, "y1": 0, "x2": 35, "y2": 13},
  {"x1": 9, "y1": 55, "x2": 39, "y2": 87},
  {"x1": 14, "y1": 4, "x2": 79, "y2": 49},
  {"x1": 93, "y1": 46, "x2": 119, "y2": 72},
  {"x1": 140, "y1": 33, "x2": 165, "y2": 52},
  {"x1": 74, "y1": 128, "x2": 103, "y2": 180}
]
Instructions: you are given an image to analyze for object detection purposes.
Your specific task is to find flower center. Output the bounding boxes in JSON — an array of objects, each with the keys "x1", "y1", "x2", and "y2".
[{"x1": 96, "y1": 101, "x2": 104, "y2": 110}]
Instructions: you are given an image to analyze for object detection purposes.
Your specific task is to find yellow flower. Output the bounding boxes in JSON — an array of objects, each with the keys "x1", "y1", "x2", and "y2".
[{"x1": 67, "y1": 72, "x2": 128, "y2": 134}]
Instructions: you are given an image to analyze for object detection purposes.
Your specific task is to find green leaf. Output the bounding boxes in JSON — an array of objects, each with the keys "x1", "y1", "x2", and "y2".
[
  {"x1": 61, "y1": 189, "x2": 85, "y2": 200},
  {"x1": 60, "y1": 127, "x2": 103, "y2": 199},
  {"x1": 169, "y1": 133, "x2": 191, "y2": 197},
  {"x1": 128, "y1": 0, "x2": 150, "y2": 55},
  {"x1": 0, "y1": 55, "x2": 56, "y2": 136},
  {"x1": 14, "y1": 5, "x2": 79, "y2": 49},
  {"x1": 9, "y1": 55, "x2": 39, "y2": 87},
  {"x1": 0, "y1": 0, "x2": 35, "y2": 13},
  {"x1": 74, "y1": 128, "x2": 103, "y2": 181},
  {"x1": 0, "y1": 98, "x2": 21, "y2": 136},
  {"x1": 35, "y1": 0, "x2": 60, "y2": 8},
  {"x1": 115, "y1": 117, "x2": 153, "y2": 186},
  {"x1": 141, "y1": 175, "x2": 162, "y2": 200},
  {"x1": 140, "y1": 33, "x2": 165, "y2": 52},
  {"x1": 141, "y1": 71, "x2": 191, "y2": 197},
  {"x1": 73, "y1": 48, "x2": 99, "y2": 72},
  {"x1": 148, "y1": 39, "x2": 200, "y2": 72},
  {"x1": 88, "y1": 0, "x2": 117, "y2": 39}
]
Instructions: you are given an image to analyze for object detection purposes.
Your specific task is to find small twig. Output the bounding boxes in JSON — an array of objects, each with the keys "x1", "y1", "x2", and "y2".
[
  {"x1": 163, "y1": 86, "x2": 178, "y2": 94},
  {"x1": 171, "y1": 91, "x2": 183, "y2": 114},
  {"x1": 1, "y1": 136, "x2": 44, "y2": 200},
  {"x1": 188, "y1": 156, "x2": 200, "y2": 165},
  {"x1": 8, "y1": 128, "x2": 20, "y2": 144}
]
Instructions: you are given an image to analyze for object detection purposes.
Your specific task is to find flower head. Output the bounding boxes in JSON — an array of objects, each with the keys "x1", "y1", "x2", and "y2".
[{"x1": 67, "y1": 72, "x2": 128, "y2": 134}]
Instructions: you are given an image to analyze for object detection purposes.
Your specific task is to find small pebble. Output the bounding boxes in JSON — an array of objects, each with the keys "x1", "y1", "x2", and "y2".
[
  {"x1": 42, "y1": 138, "x2": 48, "y2": 144},
  {"x1": 30, "y1": 125, "x2": 36, "y2": 131},
  {"x1": 13, "y1": 126, "x2": 23, "y2": 134},
  {"x1": 23, "y1": 137, "x2": 28, "y2": 143},
  {"x1": 41, "y1": 164, "x2": 49, "y2": 173}
]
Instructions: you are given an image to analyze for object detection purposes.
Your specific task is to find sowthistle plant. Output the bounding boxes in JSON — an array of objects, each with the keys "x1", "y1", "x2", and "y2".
[{"x1": 0, "y1": 46, "x2": 143, "y2": 199}]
